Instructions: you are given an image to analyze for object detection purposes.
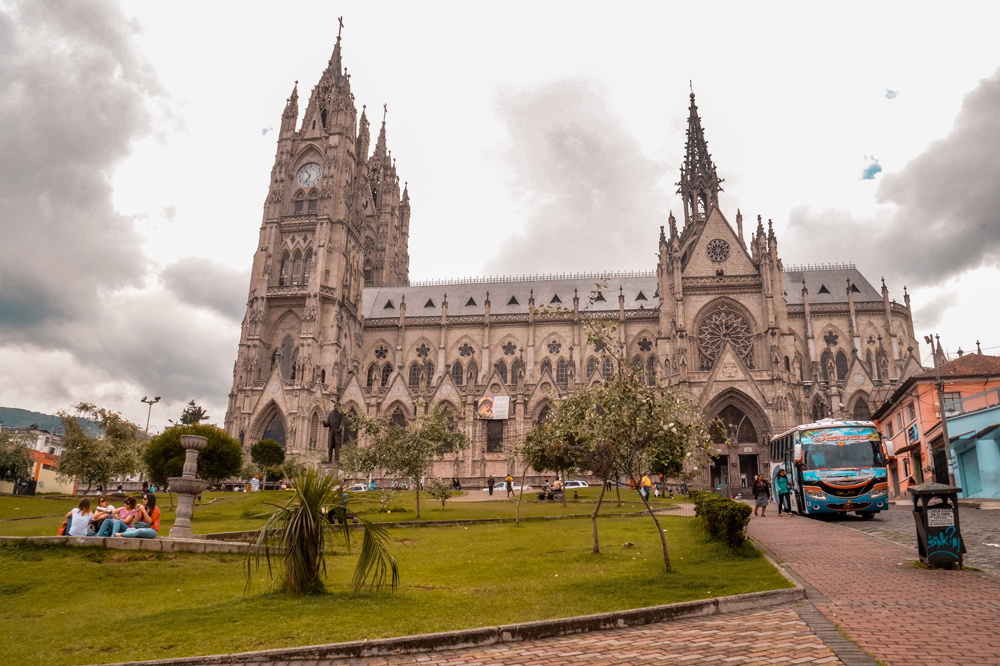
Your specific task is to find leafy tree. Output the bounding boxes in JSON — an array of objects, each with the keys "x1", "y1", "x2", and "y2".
[
  {"x1": 343, "y1": 404, "x2": 470, "y2": 518},
  {"x1": 56, "y1": 403, "x2": 144, "y2": 492},
  {"x1": 246, "y1": 468, "x2": 398, "y2": 595},
  {"x1": 143, "y1": 424, "x2": 243, "y2": 488},
  {"x1": 251, "y1": 439, "x2": 285, "y2": 490},
  {"x1": 179, "y1": 400, "x2": 210, "y2": 425},
  {"x1": 0, "y1": 430, "x2": 33, "y2": 483},
  {"x1": 425, "y1": 478, "x2": 454, "y2": 509}
]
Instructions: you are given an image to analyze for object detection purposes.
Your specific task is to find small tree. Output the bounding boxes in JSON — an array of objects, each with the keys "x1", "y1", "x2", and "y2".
[
  {"x1": 251, "y1": 439, "x2": 285, "y2": 490},
  {"x1": 343, "y1": 404, "x2": 470, "y2": 518},
  {"x1": 0, "y1": 431, "x2": 33, "y2": 484},
  {"x1": 179, "y1": 400, "x2": 210, "y2": 425},
  {"x1": 426, "y1": 478, "x2": 454, "y2": 509},
  {"x1": 144, "y1": 424, "x2": 244, "y2": 497},
  {"x1": 57, "y1": 403, "x2": 144, "y2": 493}
]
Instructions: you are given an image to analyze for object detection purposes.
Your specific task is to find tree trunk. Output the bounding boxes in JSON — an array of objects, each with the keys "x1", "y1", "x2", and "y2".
[
  {"x1": 591, "y1": 480, "x2": 607, "y2": 554},
  {"x1": 631, "y1": 474, "x2": 671, "y2": 571},
  {"x1": 515, "y1": 464, "x2": 530, "y2": 526},
  {"x1": 415, "y1": 487, "x2": 421, "y2": 518},
  {"x1": 615, "y1": 477, "x2": 621, "y2": 506},
  {"x1": 560, "y1": 469, "x2": 567, "y2": 507}
]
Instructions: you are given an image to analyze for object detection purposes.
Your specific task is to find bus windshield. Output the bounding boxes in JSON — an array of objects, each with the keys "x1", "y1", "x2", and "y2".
[
  {"x1": 800, "y1": 426, "x2": 884, "y2": 470},
  {"x1": 804, "y1": 441, "x2": 883, "y2": 470}
]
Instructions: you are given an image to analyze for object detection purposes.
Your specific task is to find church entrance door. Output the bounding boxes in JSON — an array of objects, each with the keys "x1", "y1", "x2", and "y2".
[
  {"x1": 710, "y1": 455, "x2": 730, "y2": 494},
  {"x1": 738, "y1": 454, "x2": 759, "y2": 486}
]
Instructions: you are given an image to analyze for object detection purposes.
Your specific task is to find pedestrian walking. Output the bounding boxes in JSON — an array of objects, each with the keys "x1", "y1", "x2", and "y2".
[
  {"x1": 487, "y1": 475, "x2": 495, "y2": 496},
  {"x1": 505, "y1": 474, "x2": 514, "y2": 498},
  {"x1": 641, "y1": 474, "x2": 652, "y2": 500},
  {"x1": 775, "y1": 468, "x2": 792, "y2": 516},
  {"x1": 752, "y1": 474, "x2": 772, "y2": 517}
]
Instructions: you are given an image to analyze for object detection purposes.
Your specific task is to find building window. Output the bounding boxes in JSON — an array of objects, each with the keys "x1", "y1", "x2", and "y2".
[
  {"x1": 279, "y1": 253, "x2": 290, "y2": 285},
  {"x1": 540, "y1": 358, "x2": 552, "y2": 377},
  {"x1": 511, "y1": 359, "x2": 523, "y2": 384},
  {"x1": 291, "y1": 251, "x2": 303, "y2": 285},
  {"x1": 645, "y1": 356, "x2": 656, "y2": 386},
  {"x1": 451, "y1": 361, "x2": 464, "y2": 386},
  {"x1": 602, "y1": 357, "x2": 614, "y2": 380},
  {"x1": 497, "y1": 360, "x2": 508, "y2": 384},
  {"x1": 367, "y1": 364, "x2": 377, "y2": 388},
  {"x1": 279, "y1": 336, "x2": 294, "y2": 378},
  {"x1": 537, "y1": 405, "x2": 551, "y2": 424},
  {"x1": 309, "y1": 412, "x2": 319, "y2": 450},
  {"x1": 294, "y1": 191, "x2": 305, "y2": 214},
  {"x1": 942, "y1": 392, "x2": 963, "y2": 417},
  {"x1": 391, "y1": 409, "x2": 406, "y2": 427},
  {"x1": 381, "y1": 364, "x2": 392, "y2": 387},
  {"x1": 784, "y1": 356, "x2": 790, "y2": 373},
  {"x1": 307, "y1": 191, "x2": 319, "y2": 213},
  {"x1": 887, "y1": 421, "x2": 894, "y2": 438},
  {"x1": 905, "y1": 403, "x2": 916, "y2": 423},
  {"x1": 409, "y1": 363, "x2": 421, "y2": 387},
  {"x1": 556, "y1": 359, "x2": 568, "y2": 384},
  {"x1": 586, "y1": 357, "x2": 599, "y2": 379},
  {"x1": 835, "y1": 351, "x2": 849, "y2": 381},
  {"x1": 467, "y1": 361, "x2": 478, "y2": 385},
  {"x1": 486, "y1": 420, "x2": 504, "y2": 453},
  {"x1": 853, "y1": 399, "x2": 872, "y2": 421},
  {"x1": 698, "y1": 307, "x2": 754, "y2": 371}
]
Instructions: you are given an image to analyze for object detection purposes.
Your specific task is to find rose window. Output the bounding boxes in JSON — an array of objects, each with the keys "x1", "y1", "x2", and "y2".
[
  {"x1": 706, "y1": 239, "x2": 730, "y2": 262},
  {"x1": 547, "y1": 340, "x2": 561, "y2": 354},
  {"x1": 363, "y1": 237, "x2": 376, "y2": 255},
  {"x1": 502, "y1": 341, "x2": 517, "y2": 356},
  {"x1": 416, "y1": 343, "x2": 430, "y2": 358},
  {"x1": 459, "y1": 343, "x2": 473, "y2": 357},
  {"x1": 698, "y1": 308, "x2": 754, "y2": 370},
  {"x1": 374, "y1": 346, "x2": 388, "y2": 359}
]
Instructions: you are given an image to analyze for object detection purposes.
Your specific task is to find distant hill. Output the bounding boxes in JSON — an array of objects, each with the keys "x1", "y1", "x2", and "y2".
[{"x1": 0, "y1": 407, "x2": 101, "y2": 436}]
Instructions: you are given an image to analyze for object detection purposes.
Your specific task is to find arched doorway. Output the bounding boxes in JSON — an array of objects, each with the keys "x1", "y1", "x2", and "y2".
[
  {"x1": 712, "y1": 405, "x2": 760, "y2": 490},
  {"x1": 703, "y1": 389, "x2": 771, "y2": 495},
  {"x1": 261, "y1": 413, "x2": 286, "y2": 448}
]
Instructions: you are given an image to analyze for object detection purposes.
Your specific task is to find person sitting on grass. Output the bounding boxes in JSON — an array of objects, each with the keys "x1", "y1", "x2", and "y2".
[
  {"x1": 114, "y1": 493, "x2": 160, "y2": 539},
  {"x1": 90, "y1": 496, "x2": 116, "y2": 535},
  {"x1": 96, "y1": 496, "x2": 138, "y2": 536},
  {"x1": 65, "y1": 498, "x2": 94, "y2": 537}
]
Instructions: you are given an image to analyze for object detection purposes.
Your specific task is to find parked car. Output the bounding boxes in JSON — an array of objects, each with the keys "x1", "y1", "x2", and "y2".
[
  {"x1": 482, "y1": 482, "x2": 532, "y2": 492},
  {"x1": 347, "y1": 483, "x2": 367, "y2": 492},
  {"x1": 563, "y1": 480, "x2": 589, "y2": 489}
]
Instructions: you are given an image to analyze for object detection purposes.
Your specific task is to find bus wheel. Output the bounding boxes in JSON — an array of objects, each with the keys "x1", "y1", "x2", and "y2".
[{"x1": 858, "y1": 511, "x2": 875, "y2": 520}]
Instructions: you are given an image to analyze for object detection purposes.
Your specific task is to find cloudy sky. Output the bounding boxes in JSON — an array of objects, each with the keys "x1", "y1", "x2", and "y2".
[{"x1": 2, "y1": 0, "x2": 1000, "y2": 432}]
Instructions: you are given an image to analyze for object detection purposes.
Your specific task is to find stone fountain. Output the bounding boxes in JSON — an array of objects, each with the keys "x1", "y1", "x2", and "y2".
[{"x1": 168, "y1": 434, "x2": 211, "y2": 538}]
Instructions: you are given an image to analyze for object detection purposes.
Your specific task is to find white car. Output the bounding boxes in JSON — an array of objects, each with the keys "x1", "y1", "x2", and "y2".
[
  {"x1": 563, "y1": 480, "x2": 589, "y2": 489},
  {"x1": 482, "y1": 482, "x2": 532, "y2": 492},
  {"x1": 347, "y1": 483, "x2": 367, "y2": 492}
]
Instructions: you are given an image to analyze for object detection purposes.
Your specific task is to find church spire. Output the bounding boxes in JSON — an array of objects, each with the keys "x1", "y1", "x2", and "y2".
[
  {"x1": 328, "y1": 16, "x2": 345, "y2": 86},
  {"x1": 280, "y1": 81, "x2": 298, "y2": 132},
  {"x1": 374, "y1": 103, "x2": 388, "y2": 159},
  {"x1": 676, "y1": 86, "x2": 723, "y2": 226}
]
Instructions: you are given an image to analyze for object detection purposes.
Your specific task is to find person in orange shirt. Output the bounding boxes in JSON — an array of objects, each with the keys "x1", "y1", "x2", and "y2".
[{"x1": 115, "y1": 493, "x2": 160, "y2": 539}]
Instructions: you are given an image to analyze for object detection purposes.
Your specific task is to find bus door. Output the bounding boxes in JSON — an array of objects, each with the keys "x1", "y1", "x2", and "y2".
[{"x1": 785, "y1": 449, "x2": 806, "y2": 514}]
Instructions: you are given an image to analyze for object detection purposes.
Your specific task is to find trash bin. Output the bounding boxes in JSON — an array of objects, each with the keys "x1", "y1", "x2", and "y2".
[{"x1": 909, "y1": 482, "x2": 966, "y2": 569}]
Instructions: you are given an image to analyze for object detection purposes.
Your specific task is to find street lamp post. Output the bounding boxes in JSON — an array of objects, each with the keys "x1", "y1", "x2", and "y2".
[
  {"x1": 923, "y1": 335, "x2": 956, "y2": 486},
  {"x1": 141, "y1": 396, "x2": 161, "y2": 437}
]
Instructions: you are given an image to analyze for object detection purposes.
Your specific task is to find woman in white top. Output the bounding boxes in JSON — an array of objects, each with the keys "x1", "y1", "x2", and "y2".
[{"x1": 65, "y1": 498, "x2": 94, "y2": 537}]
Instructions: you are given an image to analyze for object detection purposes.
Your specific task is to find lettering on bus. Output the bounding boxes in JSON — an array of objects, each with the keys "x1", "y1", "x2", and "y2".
[{"x1": 802, "y1": 427, "x2": 878, "y2": 445}]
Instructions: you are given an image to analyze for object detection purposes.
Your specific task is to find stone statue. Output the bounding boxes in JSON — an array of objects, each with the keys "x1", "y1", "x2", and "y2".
[{"x1": 322, "y1": 402, "x2": 349, "y2": 463}]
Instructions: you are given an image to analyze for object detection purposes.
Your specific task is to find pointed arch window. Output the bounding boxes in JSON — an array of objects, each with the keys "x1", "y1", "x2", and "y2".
[
  {"x1": 294, "y1": 191, "x2": 305, "y2": 215},
  {"x1": 381, "y1": 364, "x2": 392, "y2": 387},
  {"x1": 364, "y1": 261, "x2": 373, "y2": 286},
  {"x1": 865, "y1": 350, "x2": 874, "y2": 376},
  {"x1": 812, "y1": 400, "x2": 828, "y2": 421},
  {"x1": 784, "y1": 356, "x2": 790, "y2": 373},
  {"x1": 289, "y1": 347, "x2": 299, "y2": 380},
  {"x1": 586, "y1": 357, "x2": 599, "y2": 379},
  {"x1": 820, "y1": 350, "x2": 835, "y2": 381},
  {"x1": 467, "y1": 361, "x2": 478, "y2": 386},
  {"x1": 537, "y1": 405, "x2": 551, "y2": 424},
  {"x1": 835, "y1": 351, "x2": 849, "y2": 381},
  {"x1": 510, "y1": 359, "x2": 523, "y2": 385},
  {"x1": 853, "y1": 399, "x2": 872, "y2": 421},
  {"x1": 451, "y1": 361, "x2": 464, "y2": 386},
  {"x1": 279, "y1": 252, "x2": 290, "y2": 286},
  {"x1": 320, "y1": 369, "x2": 326, "y2": 384},
  {"x1": 307, "y1": 190, "x2": 319, "y2": 214},
  {"x1": 303, "y1": 249, "x2": 313, "y2": 286},
  {"x1": 279, "y1": 336, "x2": 294, "y2": 378},
  {"x1": 540, "y1": 358, "x2": 552, "y2": 377},
  {"x1": 367, "y1": 363, "x2": 377, "y2": 389},
  {"x1": 309, "y1": 412, "x2": 319, "y2": 450},
  {"x1": 556, "y1": 359, "x2": 568, "y2": 384},
  {"x1": 496, "y1": 360, "x2": 508, "y2": 384},
  {"x1": 645, "y1": 356, "x2": 656, "y2": 386},
  {"x1": 602, "y1": 357, "x2": 615, "y2": 380},
  {"x1": 292, "y1": 250, "x2": 304, "y2": 285},
  {"x1": 391, "y1": 409, "x2": 406, "y2": 427},
  {"x1": 262, "y1": 413, "x2": 286, "y2": 448},
  {"x1": 408, "y1": 363, "x2": 421, "y2": 387}
]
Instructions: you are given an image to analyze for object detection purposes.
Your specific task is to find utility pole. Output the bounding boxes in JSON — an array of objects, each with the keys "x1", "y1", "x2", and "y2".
[
  {"x1": 923, "y1": 335, "x2": 956, "y2": 486},
  {"x1": 141, "y1": 396, "x2": 161, "y2": 437}
]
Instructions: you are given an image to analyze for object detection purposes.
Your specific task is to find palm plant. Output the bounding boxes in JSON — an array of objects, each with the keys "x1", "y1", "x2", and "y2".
[{"x1": 245, "y1": 467, "x2": 398, "y2": 595}]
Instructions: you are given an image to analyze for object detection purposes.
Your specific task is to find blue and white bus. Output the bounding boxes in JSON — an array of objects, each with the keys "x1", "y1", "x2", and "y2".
[{"x1": 769, "y1": 418, "x2": 894, "y2": 518}]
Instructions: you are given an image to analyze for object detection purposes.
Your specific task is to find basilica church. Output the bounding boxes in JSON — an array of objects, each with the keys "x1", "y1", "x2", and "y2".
[{"x1": 223, "y1": 29, "x2": 924, "y2": 488}]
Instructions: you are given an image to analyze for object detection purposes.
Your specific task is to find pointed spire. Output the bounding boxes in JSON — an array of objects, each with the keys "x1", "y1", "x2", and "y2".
[
  {"x1": 401, "y1": 181, "x2": 409, "y2": 205},
  {"x1": 283, "y1": 81, "x2": 299, "y2": 118},
  {"x1": 374, "y1": 103, "x2": 388, "y2": 159},
  {"x1": 329, "y1": 16, "x2": 345, "y2": 85},
  {"x1": 676, "y1": 86, "x2": 723, "y2": 225},
  {"x1": 668, "y1": 210, "x2": 678, "y2": 240}
]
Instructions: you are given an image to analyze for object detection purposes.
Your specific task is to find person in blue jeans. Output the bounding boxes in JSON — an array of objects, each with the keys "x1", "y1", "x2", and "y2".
[
  {"x1": 775, "y1": 468, "x2": 792, "y2": 516},
  {"x1": 115, "y1": 493, "x2": 160, "y2": 539},
  {"x1": 97, "y1": 496, "x2": 138, "y2": 536}
]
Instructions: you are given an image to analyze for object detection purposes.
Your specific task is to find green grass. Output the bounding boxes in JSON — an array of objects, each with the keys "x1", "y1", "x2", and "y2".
[
  {"x1": 0, "y1": 514, "x2": 788, "y2": 666},
  {"x1": 0, "y1": 488, "x2": 675, "y2": 537}
]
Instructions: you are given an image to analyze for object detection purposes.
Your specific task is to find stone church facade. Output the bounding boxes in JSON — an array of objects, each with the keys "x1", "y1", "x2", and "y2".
[{"x1": 224, "y1": 31, "x2": 924, "y2": 487}]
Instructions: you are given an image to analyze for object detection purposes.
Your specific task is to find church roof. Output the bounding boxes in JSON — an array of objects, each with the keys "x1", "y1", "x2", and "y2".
[
  {"x1": 782, "y1": 264, "x2": 882, "y2": 305},
  {"x1": 362, "y1": 272, "x2": 658, "y2": 319}
]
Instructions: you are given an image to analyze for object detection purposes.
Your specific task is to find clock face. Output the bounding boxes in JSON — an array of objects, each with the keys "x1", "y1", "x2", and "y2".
[{"x1": 296, "y1": 163, "x2": 322, "y2": 188}]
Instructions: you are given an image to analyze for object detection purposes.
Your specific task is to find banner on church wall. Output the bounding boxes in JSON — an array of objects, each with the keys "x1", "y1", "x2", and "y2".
[{"x1": 477, "y1": 396, "x2": 509, "y2": 420}]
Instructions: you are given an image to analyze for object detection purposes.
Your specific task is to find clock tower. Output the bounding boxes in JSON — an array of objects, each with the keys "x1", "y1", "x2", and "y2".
[{"x1": 224, "y1": 21, "x2": 410, "y2": 458}]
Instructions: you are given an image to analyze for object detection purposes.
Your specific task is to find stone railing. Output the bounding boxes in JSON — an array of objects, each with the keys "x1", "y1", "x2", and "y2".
[{"x1": 267, "y1": 285, "x2": 308, "y2": 297}]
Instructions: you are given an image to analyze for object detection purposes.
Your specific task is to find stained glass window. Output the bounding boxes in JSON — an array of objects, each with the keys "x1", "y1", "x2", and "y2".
[
  {"x1": 451, "y1": 361, "x2": 464, "y2": 386},
  {"x1": 556, "y1": 359, "x2": 568, "y2": 384},
  {"x1": 697, "y1": 308, "x2": 754, "y2": 370}
]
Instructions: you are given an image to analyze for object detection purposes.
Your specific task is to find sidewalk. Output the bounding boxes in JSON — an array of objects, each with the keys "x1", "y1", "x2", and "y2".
[{"x1": 748, "y1": 512, "x2": 1000, "y2": 666}]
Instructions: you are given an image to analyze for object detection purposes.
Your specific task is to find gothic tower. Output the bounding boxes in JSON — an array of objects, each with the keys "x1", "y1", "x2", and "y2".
[{"x1": 224, "y1": 23, "x2": 410, "y2": 457}]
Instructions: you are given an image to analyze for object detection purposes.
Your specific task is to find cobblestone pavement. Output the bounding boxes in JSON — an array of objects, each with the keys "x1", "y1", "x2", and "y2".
[
  {"x1": 830, "y1": 503, "x2": 1000, "y2": 577},
  {"x1": 244, "y1": 607, "x2": 843, "y2": 666},
  {"x1": 748, "y1": 510, "x2": 1000, "y2": 665}
]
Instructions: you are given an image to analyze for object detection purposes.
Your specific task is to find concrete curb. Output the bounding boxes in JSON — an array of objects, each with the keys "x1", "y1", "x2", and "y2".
[
  {"x1": 198, "y1": 506, "x2": 682, "y2": 541},
  {"x1": 87, "y1": 586, "x2": 804, "y2": 666},
  {"x1": 0, "y1": 535, "x2": 248, "y2": 554}
]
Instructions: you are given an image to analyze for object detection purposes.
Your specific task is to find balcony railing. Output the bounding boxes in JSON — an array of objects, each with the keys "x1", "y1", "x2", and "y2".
[{"x1": 943, "y1": 388, "x2": 1000, "y2": 418}]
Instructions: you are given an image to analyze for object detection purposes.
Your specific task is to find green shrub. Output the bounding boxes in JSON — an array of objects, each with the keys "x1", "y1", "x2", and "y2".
[{"x1": 690, "y1": 490, "x2": 752, "y2": 549}]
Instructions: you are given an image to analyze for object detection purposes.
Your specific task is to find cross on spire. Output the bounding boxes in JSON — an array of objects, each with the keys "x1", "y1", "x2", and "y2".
[
  {"x1": 383, "y1": 103, "x2": 388, "y2": 124},
  {"x1": 337, "y1": 16, "x2": 344, "y2": 38}
]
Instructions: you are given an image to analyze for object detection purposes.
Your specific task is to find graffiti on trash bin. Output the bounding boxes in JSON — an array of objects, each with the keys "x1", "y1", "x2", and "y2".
[{"x1": 927, "y1": 526, "x2": 962, "y2": 558}]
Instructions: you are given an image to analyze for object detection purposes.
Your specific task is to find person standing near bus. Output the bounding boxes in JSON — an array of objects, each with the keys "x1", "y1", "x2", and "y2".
[
  {"x1": 775, "y1": 468, "x2": 792, "y2": 516},
  {"x1": 752, "y1": 474, "x2": 772, "y2": 517}
]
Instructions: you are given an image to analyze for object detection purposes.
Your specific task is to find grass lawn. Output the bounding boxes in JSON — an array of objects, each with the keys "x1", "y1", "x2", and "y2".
[
  {"x1": 0, "y1": 487, "x2": 674, "y2": 537},
  {"x1": 0, "y1": 514, "x2": 789, "y2": 666}
]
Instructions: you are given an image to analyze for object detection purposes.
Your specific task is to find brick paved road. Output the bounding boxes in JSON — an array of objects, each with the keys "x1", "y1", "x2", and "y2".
[
  {"x1": 243, "y1": 607, "x2": 843, "y2": 665},
  {"x1": 831, "y1": 503, "x2": 1000, "y2": 576},
  {"x1": 748, "y1": 511, "x2": 1000, "y2": 666}
]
